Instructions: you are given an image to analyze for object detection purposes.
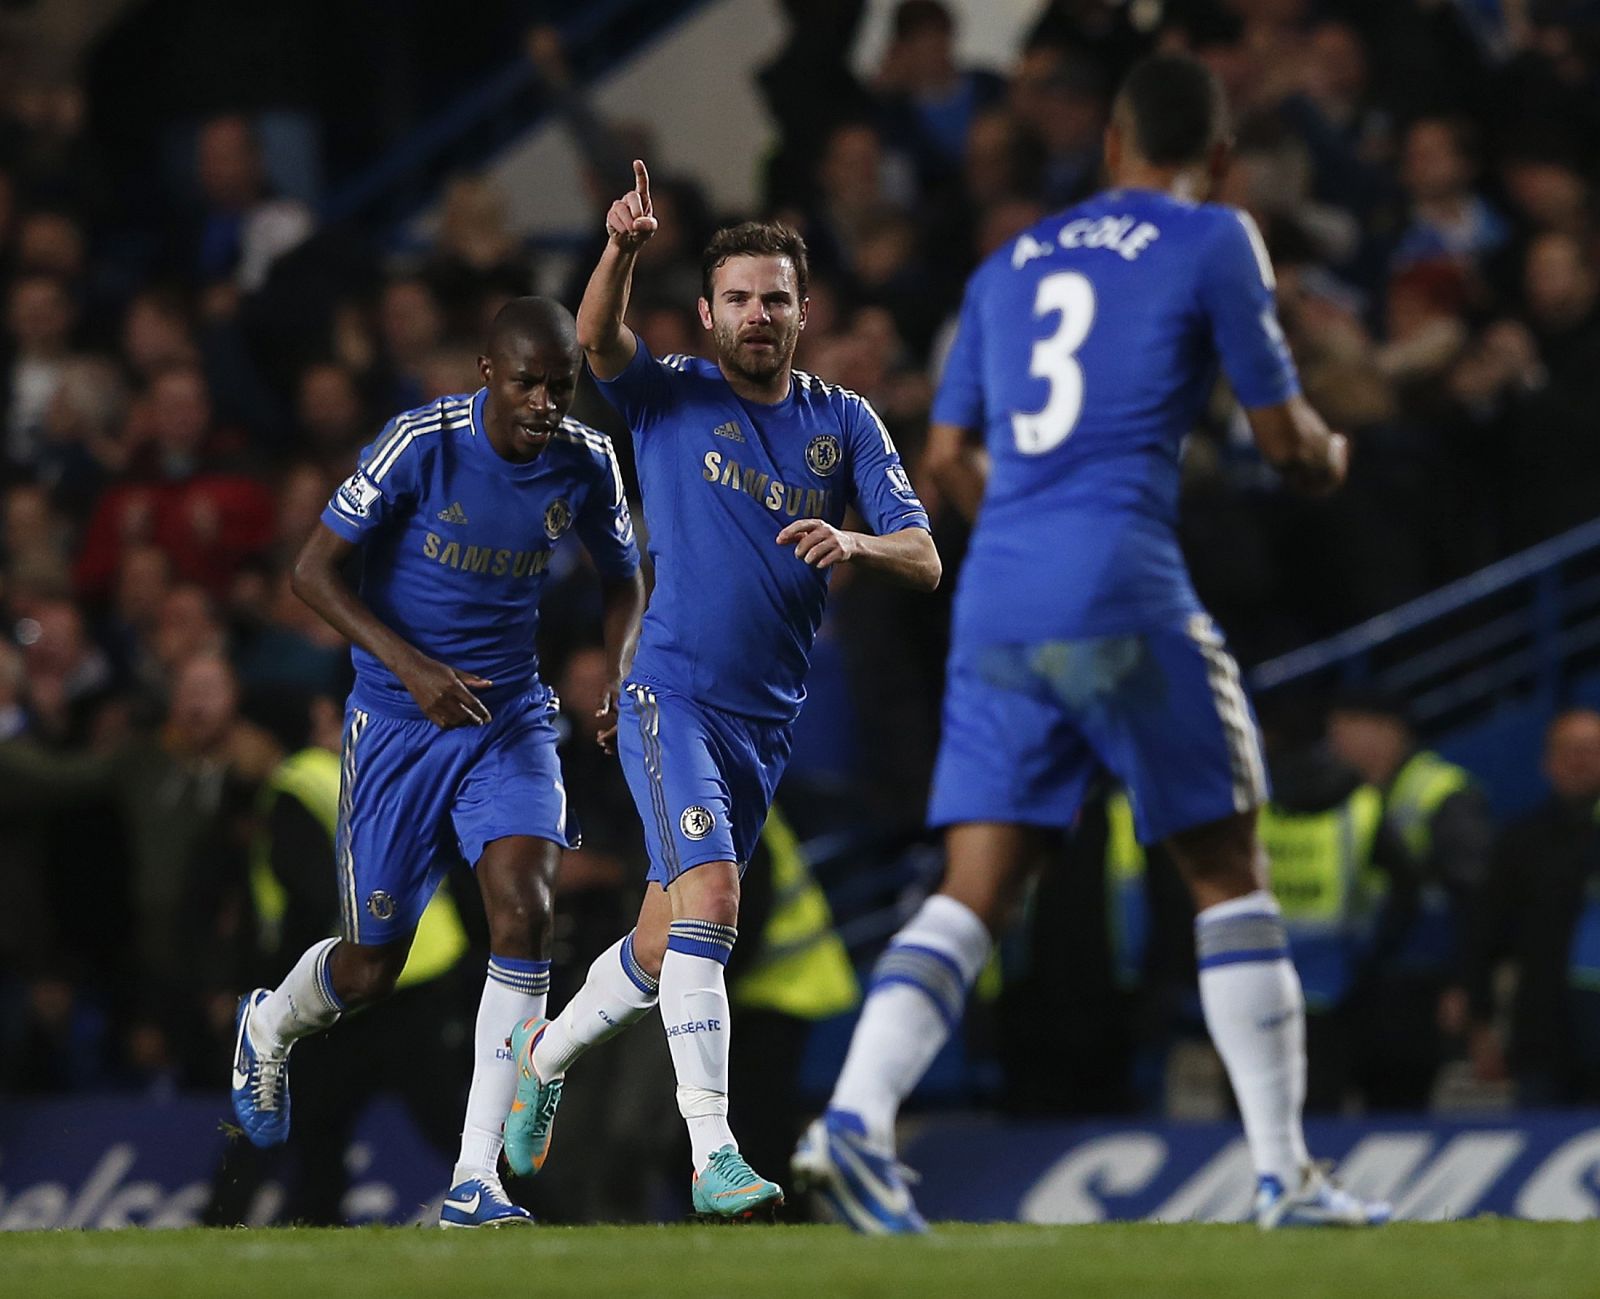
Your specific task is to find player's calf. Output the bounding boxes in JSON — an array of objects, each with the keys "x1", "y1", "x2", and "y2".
[
  {"x1": 937, "y1": 823, "x2": 1045, "y2": 936},
  {"x1": 326, "y1": 937, "x2": 411, "y2": 1008},
  {"x1": 478, "y1": 836, "x2": 559, "y2": 960}
]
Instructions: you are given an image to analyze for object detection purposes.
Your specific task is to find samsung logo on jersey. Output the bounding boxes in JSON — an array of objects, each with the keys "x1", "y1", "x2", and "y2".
[
  {"x1": 422, "y1": 532, "x2": 551, "y2": 578},
  {"x1": 702, "y1": 451, "x2": 834, "y2": 519},
  {"x1": 1015, "y1": 215, "x2": 1161, "y2": 269}
]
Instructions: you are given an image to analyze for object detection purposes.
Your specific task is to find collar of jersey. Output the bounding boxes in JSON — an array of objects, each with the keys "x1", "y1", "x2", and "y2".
[
  {"x1": 732, "y1": 371, "x2": 797, "y2": 414},
  {"x1": 465, "y1": 388, "x2": 561, "y2": 478}
]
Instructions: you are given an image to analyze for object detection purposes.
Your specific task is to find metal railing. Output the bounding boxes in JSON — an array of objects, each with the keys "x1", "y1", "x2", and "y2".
[
  {"x1": 1247, "y1": 516, "x2": 1600, "y2": 731},
  {"x1": 321, "y1": 0, "x2": 707, "y2": 229}
]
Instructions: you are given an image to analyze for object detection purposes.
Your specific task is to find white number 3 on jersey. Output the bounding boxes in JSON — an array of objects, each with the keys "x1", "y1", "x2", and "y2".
[{"x1": 1012, "y1": 271, "x2": 1095, "y2": 455}]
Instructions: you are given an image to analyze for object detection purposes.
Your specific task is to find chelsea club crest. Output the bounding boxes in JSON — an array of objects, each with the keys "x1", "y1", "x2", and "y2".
[
  {"x1": 805, "y1": 433, "x2": 841, "y2": 477},
  {"x1": 680, "y1": 806, "x2": 714, "y2": 841},
  {"x1": 544, "y1": 498, "x2": 572, "y2": 540}
]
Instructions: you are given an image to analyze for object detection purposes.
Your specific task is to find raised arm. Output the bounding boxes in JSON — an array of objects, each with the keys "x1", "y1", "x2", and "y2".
[
  {"x1": 1245, "y1": 395, "x2": 1349, "y2": 496},
  {"x1": 576, "y1": 159, "x2": 658, "y2": 380},
  {"x1": 290, "y1": 523, "x2": 493, "y2": 728}
]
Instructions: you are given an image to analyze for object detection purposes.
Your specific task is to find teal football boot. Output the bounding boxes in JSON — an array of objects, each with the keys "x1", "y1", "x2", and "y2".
[
  {"x1": 503, "y1": 1016, "x2": 564, "y2": 1177},
  {"x1": 691, "y1": 1145, "x2": 784, "y2": 1220}
]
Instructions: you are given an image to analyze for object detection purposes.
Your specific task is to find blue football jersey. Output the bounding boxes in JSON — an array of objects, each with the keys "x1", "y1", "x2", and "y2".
[
  {"x1": 596, "y1": 342, "x2": 931, "y2": 721},
  {"x1": 322, "y1": 390, "x2": 640, "y2": 717},
  {"x1": 932, "y1": 189, "x2": 1300, "y2": 644}
]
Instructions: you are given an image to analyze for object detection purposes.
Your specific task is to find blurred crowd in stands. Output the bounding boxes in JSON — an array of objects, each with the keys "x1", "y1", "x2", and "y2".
[{"x1": 6, "y1": 0, "x2": 1600, "y2": 1192}]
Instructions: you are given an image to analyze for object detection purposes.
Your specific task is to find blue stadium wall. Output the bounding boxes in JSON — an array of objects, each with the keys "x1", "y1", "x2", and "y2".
[{"x1": 3, "y1": 1099, "x2": 1599, "y2": 1226}]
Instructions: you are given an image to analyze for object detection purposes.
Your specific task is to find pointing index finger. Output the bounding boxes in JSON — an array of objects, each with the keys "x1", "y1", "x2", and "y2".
[
  {"x1": 633, "y1": 159, "x2": 651, "y2": 213},
  {"x1": 776, "y1": 518, "x2": 818, "y2": 544}
]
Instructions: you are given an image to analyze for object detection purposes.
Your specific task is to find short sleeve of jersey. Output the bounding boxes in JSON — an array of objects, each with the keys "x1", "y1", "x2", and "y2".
[
  {"x1": 929, "y1": 275, "x2": 985, "y2": 429},
  {"x1": 591, "y1": 336, "x2": 679, "y2": 435},
  {"x1": 574, "y1": 433, "x2": 642, "y2": 579},
  {"x1": 846, "y1": 398, "x2": 932, "y2": 536},
  {"x1": 1196, "y1": 208, "x2": 1301, "y2": 409},
  {"x1": 322, "y1": 418, "x2": 422, "y2": 541}
]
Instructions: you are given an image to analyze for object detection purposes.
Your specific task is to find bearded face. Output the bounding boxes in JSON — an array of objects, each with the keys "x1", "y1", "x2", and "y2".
[{"x1": 699, "y1": 254, "x2": 807, "y2": 388}]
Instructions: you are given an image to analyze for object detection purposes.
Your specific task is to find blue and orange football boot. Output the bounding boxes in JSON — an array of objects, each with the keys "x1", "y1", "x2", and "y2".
[
  {"x1": 691, "y1": 1145, "x2": 784, "y2": 1220},
  {"x1": 503, "y1": 1016, "x2": 564, "y2": 1177}
]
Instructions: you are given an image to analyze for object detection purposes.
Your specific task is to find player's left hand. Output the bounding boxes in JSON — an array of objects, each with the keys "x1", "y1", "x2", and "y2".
[
  {"x1": 595, "y1": 680, "x2": 622, "y2": 755},
  {"x1": 777, "y1": 518, "x2": 858, "y2": 569}
]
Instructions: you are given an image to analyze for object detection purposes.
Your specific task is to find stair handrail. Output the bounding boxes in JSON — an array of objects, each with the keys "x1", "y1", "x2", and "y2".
[{"x1": 1249, "y1": 514, "x2": 1600, "y2": 692}]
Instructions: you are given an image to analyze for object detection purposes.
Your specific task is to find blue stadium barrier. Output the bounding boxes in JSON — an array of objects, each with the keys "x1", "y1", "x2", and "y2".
[
  {"x1": 321, "y1": 0, "x2": 710, "y2": 230},
  {"x1": 1248, "y1": 516, "x2": 1600, "y2": 819},
  {"x1": 0, "y1": 1096, "x2": 448, "y2": 1229},
  {"x1": 4, "y1": 1098, "x2": 1599, "y2": 1226},
  {"x1": 901, "y1": 1112, "x2": 1600, "y2": 1223},
  {"x1": 1249, "y1": 515, "x2": 1600, "y2": 712}
]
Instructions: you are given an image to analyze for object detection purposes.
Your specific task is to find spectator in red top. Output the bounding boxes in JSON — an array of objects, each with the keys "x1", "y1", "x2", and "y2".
[{"x1": 74, "y1": 364, "x2": 275, "y2": 599}]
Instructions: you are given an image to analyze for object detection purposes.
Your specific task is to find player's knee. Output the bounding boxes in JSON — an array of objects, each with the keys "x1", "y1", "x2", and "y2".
[
  {"x1": 485, "y1": 876, "x2": 554, "y2": 958},
  {"x1": 940, "y1": 861, "x2": 1036, "y2": 936},
  {"x1": 672, "y1": 862, "x2": 740, "y2": 928},
  {"x1": 940, "y1": 825, "x2": 1044, "y2": 935},
  {"x1": 1166, "y1": 810, "x2": 1263, "y2": 909},
  {"x1": 628, "y1": 922, "x2": 668, "y2": 979},
  {"x1": 331, "y1": 941, "x2": 408, "y2": 1006},
  {"x1": 478, "y1": 842, "x2": 557, "y2": 958}
]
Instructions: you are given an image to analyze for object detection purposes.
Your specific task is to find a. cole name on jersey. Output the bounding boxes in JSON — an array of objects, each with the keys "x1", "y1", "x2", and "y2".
[{"x1": 1012, "y1": 213, "x2": 1161, "y2": 269}]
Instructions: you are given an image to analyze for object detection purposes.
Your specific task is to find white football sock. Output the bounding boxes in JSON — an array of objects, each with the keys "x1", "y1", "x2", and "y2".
[
  {"x1": 1195, "y1": 890, "x2": 1310, "y2": 1184},
  {"x1": 532, "y1": 930, "x2": 658, "y2": 1081},
  {"x1": 250, "y1": 937, "x2": 344, "y2": 1055},
  {"x1": 659, "y1": 920, "x2": 739, "y2": 1169},
  {"x1": 829, "y1": 894, "x2": 991, "y2": 1147},
  {"x1": 453, "y1": 956, "x2": 549, "y2": 1185}
]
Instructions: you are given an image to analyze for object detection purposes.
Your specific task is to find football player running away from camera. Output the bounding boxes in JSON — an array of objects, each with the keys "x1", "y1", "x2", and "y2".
[
  {"x1": 501, "y1": 159, "x2": 940, "y2": 1219},
  {"x1": 791, "y1": 54, "x2": 1389, "y2": 1234},
  {"x1": 230, "y1": 297, "x2": 646, "y2": 1228}
]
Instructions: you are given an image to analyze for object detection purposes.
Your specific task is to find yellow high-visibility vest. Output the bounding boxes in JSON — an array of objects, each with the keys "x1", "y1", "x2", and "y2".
[
  {"x1": 251, "y1": 748, "x2": 467, "y2": 990},
  {"x1": 1258, "y1": 785, "x2": 1385, "y2": 929},
  {"x1": 731, "y1": 806, "x2": 859, "y2": 1019},
  {"x1": 1105, "y1": 790, "x2": 1148, "y2": 988},
  {"x1": 1386, "y1": 751, "x2": 1472, "y2": 860}
]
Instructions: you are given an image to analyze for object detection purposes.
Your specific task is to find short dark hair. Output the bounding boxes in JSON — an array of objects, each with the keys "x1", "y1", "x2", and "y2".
[
  {"x1": 700, "y1": 222, "x2": 810, "y2": 302},
  {"x1": 1329, "y1": 685, "x2": 1414, "y2": 729},
  {"x1": 486, "y1": 295, "x2": 578, "y2": 356},
  {"x1": 894, "y1": 0, "x2": 953, "y2": 40},
  {"x1": 1115, "y1": 53, "x2": 1229, "y2": 169}
]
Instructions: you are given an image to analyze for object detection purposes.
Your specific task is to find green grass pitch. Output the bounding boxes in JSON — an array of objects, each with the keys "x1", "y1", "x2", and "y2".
[{"x1": 3, "y1": 1221, "x2": 1595, "y2": 1299}]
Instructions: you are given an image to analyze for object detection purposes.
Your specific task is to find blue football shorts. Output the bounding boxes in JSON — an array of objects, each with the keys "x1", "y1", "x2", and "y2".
[
  {"x1": 928, "y1": 613, "x2": 1269, "y2": 845},
  {"x1": 617, "y1": 681, "x2": 793, "y2": 885},
  {"x1": 335, "y1": 689, "x2": 575, "y2": 944}
]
